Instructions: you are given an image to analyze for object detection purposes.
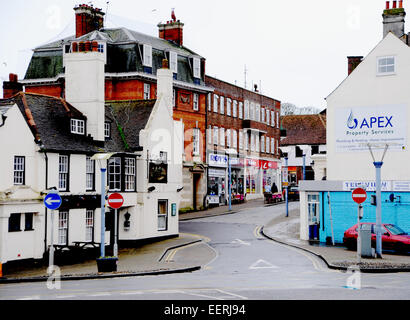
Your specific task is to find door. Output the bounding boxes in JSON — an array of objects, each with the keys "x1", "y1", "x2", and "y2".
[
  {"x1": 105, "y1": 210, "x2": 115, "y2": 256},
  {"x1": 193, "y1": 173, "x2": 200, "y2": 210}
]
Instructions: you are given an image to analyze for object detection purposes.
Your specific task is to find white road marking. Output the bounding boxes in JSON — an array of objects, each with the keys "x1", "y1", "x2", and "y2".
[
  {"x1": 249, "y1": 259, "x2": 279, "y2": 269},
  {"x1": 56, "y1": 295, "x2": 75, "y2": 299},
  {"x1": 231, "y1": 239, "x2": 251, "y2": 246},
  {"x1": 88, "y1": 292, "x2": 111, "y2": 297},
  {"x1": 215, "y1": 289, "x2": 248, "y2": 300},
  {"x1": 120, "y1": 291, "x2": 143, "y2": 296},
  {"x1": 17, "y1": 296, "x2": 40, "y2": 300}
]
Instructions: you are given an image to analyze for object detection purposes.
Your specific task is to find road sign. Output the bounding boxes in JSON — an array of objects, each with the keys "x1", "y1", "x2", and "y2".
[
  {"x1": 44, "y1": 193, "x2": 62, "y2": 210},
  {"x1": 352, "y1": 188, "x2": 367, "y2": 204},
  {"x1": 107, "y1": 193, "x2": 124, "y2": 209}
]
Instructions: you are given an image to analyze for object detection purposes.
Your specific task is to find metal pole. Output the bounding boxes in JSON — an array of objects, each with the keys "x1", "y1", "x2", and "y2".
[
  {"x1": 374, "y1": 161, "x2": 383, "y2": 258},
  {"x1": 100, "y1": 168, "x2": 107, "y2": 258},
  {"x1": 285, "y1": 157, "x2": 289, "y2": 218},
  {"x1": 49, "y1": 210, "x2": 54, "y2": 270},
  {"x1": 228, "y1": 155, "x2": 232, "y2": 211},
  {"x1": 303, "y1": 154, "x2": 306, "y2": 181},
  {"x1": 114, "y1": 208, "x2": 118, "y2": 257},
  {"x1": 357, "y1": 204, "x2": 362, "y2": 264}
]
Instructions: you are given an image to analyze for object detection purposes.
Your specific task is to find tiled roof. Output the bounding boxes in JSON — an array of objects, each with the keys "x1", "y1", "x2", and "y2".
[{"x1": 280, "y1": 114, "x2": 326, "y2": 146}]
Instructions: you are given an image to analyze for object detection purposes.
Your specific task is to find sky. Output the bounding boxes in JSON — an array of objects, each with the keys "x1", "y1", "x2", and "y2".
[{"x1": 0, "y1": 0, "x2": 398, "y2": 110}]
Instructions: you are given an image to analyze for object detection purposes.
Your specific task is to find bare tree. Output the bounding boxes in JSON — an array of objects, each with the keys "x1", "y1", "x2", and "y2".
[{"x1": 281, "y1": 102, "x2": 320, "y2": 115}]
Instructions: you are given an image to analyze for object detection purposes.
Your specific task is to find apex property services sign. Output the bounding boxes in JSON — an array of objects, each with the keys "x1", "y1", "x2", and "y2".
[{"x1": 334, "y1": 105, "x2": 407, "y2": 152}]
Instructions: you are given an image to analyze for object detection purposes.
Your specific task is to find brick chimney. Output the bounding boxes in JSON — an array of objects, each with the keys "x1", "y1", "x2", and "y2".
[
  {"x1": 157, "y1": 9, "x2": 184, "y2": 46},
  {"x1": 383, "y1": 1, "x2": 406, "y2": 38},
  {"x1": 3, "y1": 73, "x2": 23, "y2": 98},
  {"x1": 347, "y1": 56, "x2": 363, "y2": 75},
  {"x1": 74, "y1": 4, "x2": 105, "y2": 38}
]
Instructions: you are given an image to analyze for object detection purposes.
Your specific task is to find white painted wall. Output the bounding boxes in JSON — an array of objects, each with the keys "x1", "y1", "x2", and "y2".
[{"x1": 327, "y1": 33, "x2": 410, "y2": 181}]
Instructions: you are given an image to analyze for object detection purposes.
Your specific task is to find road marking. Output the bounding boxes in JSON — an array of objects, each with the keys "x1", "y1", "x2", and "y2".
[
  {"x1": 249, "y1": 259, "x2": 279, "y2": 270},
  {"x1": 120, "y1": 291, "x2": 144, "y2": 296},
  {"x1": 17, "y1": 296, "x2": 40, "y2": 300},
  {"x1": 180, "y1": 232, "x2": 211, "y2": 243},
  {"x1": 88, "y1": 292, "x2": 111, "y2": 297},
  {"x1": 231, "y1": 239, "x2": 251, "y2": 246},
  {"x1": 253, "y1": 226, "x2": 264, "y2": 239},
  {"x1": 182, "y1": 291, "x2": 225, "y2": 300},
  {"x1": 164, "y1": 241, "x2": 202, "y2": 262},
  {"x1": 56, "y1": 295, "x2": 75, "y2": 299},
  {"x1": 215, "y1": 289, "x2": 248, "y2": 300}
]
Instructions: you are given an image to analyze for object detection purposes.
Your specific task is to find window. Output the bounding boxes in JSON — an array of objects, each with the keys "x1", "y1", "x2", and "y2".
[
  {"x1": 251, "y1": 134, "x2": 255, "y2": 152},
  {"x1": 250, "y1": 102, "x2": 255, "y2": 120},
  {"x1": 193, "y1": 58, "x2": 201, "y2": 78},
  {"x1": 256, "y1": 135, "x2": 260, "y2": 152},
  {"x1": 261, "y1": 136, "x2": 265, "y2": 153},
  {"x1": 271, "y1": 139, "x2": 275, "y2": 155},
  {"x1": 308, "y1": 194, "x2": 319, "y2": 224},
  {"x1": 144, "y1": 83, "x2": 150, "y2": 99},
  {"x1": 311, "y1": 145, "x2": 319, "y2": 155},
  {"x1": 244, "y1": 132, "x2": 249, "y2": 150},
  {"x1": 59, "y1": 155, "x2": 69, "y2": 191},
  {"x1": 207, "y1": 125, "x2": 212, "y2": 145},
  {"x1": 193, "y1": 93, "x2": 199, "y2": 111},
  {"x1": 295, "y1": 146, "x2": 303, "y2": 157},
  {"x1": 233, "y1": 100, "x2": 237, "y2": 118},
  {"x1": 158, "y1": 200, "x2": 168, "y2": 231},
  {"x1": 208, "y1": 93, "x2": 211, "y2": 111},
  {"x1": 239, "y1": 131, "x2": 243, "y2": 149},
  {"x1": 98, "y1": 43, "x2": 104, "y2": 53},
  {"x1": 276, "y1": 111, "x2": 280, "y2": 128},
  {"x1": 232, "y1": 130, "x2": 237, "y2": 149},
  {"x1": 377, "y1": 56, "x2": 395, "y2": 75},
  {"x1": 261, "y1": 108, "x2": 265, "y2": 123},
  {"x1": 244, "y1": 101, "x2": 250, "y2": 119},
  {"x1": 271, "y1": 111, "x2": 275, "y2": 127},
  {"x1": 104, "y1": 122, "x2": 111, "y2": 138},
  {"x1": 173, "y1": 89, "x2": 176, "y2": 107},
  {"x1": 143, "y1": 44, "x2": 152, "y2": 67},
  {"x1": 70, "y1": 119, "x2": 85, "y2": 135},
  {"x1": 25, "y1": 213, "x2": 34, "y2": 231},
  {"x1": 239, "y1": 102, "x2": 243, "y2": 119},
  {"x1": 85, "y1": 210, "x2": 94, "y2": 242},
  {"x1": 58, "y1": 211, "x2": 68, "y2": 245},
  {"x1": 220, "y1": 128, "x2": 225, "y2": 146},
  {"x1": 170, "y1": 51, "x2": 178, "y2": 74},
  {"x1": 213, "y1": 127, "x2": 218, "y2": 145},
  {"x1": 108, "y1": 157, "x2": 121, "y2": 191},
  {"x1": 14, "y1": 156, "x2": 25, "y2": 185},
  {"x1": 226, "y1": 98, "x2": 231, "y2": 116},
  {"x1": 266, "y1": 109, "x2": 270, "y2": 125},
  {"x1": 8, "y1": 213, "x2": 21, "y2": 232},
  {"x1": 213, "y1": 94, "x2": 219, "y2": 113},
  {"x1": 256, "y1": 104, "x2": 261, "y2": 122},
  {"x1": 86, "y1": 156, "x2": 95, "y2": 191},
  {"x1": 266, "y1": 137, "x2": 270, "y2": 154},
  {"x1": 226, "y1": 129, "x2": 231, "y2": 147},
  {"x1": 125, "y1": 158, "x2": 136, "y2": 191},
  {"x1": 220, "y1": 96, "x2": 225, "y2": 115},
  {"x1": 193, "y1": 128, "x2": 200, "y2": 156}
]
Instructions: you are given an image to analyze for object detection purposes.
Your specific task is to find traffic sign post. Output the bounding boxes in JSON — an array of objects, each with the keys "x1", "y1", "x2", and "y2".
[
  {"x1": 352, "y1": 187, "x2": 367, "y2": 263},
  {"x1": 107, "y1": 193, "x2": 124, "y2": 258},
  {"x1": 44, "y1": 191, "x2": 62, "y2": 271}
]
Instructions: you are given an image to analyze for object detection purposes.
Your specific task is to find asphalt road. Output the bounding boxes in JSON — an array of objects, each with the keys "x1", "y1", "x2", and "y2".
[{"x1": 1, "y1": 202, "x2": 410, "y2": 301}]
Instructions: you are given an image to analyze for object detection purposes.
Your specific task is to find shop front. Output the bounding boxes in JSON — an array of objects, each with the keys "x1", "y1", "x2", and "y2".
[
  {"x1": 230, "y1": 157, "x2": 245, "y2": 203},
  {"x1": 207, "y1": 153, "x2": 228, "y2": 206}
]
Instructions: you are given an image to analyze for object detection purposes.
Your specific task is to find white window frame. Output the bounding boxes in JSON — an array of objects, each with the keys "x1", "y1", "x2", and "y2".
[
  {"x1": 158, "y1": 199, "x2": 168, "y2": 231},
  {"x1": 266, "y1": 109, "x2": 270, "y2": 125},
  {"x1": 250, "y1": 102, "x2": 255, "y2": 121},
  {"x1": 271, "y1": 139, "x2": 275, "y2": 155},
  {"x1": 213, "y1": 94, "x2": 219, "y2": 113},
  {"x1": 213, "y1": 126, "x2": 219, "y2": 145},
  {"x1": 220, "y1": 96, "x2": 225, "y2": 115},
  {"x1": 193, "y1": 93, "x2": 199, "y2": 111},
  {"x1": 239, "y1": 131, "x2": 243, "y2": 150},
  {"x1": 276, "y1": 111, "x2": 280, "y2": 128},
  {"x1": 239, "y1": 102, "x2": 243, "y2": 119},
  {"x1": 207, "y1": 125, "x2": 212, "y2": 145},
  {"x1": 143, "y1": 44, "x2": 152, "y2": 67},
  {"x1": 266, "y1": 137, "x2": 270, "y2": 154},
  {"x1": 14, "y1": 156, "x2": 25, "y2": 185},
  {"x1": 104, "y1": 122, "x2": 111, "y2": 138},
  {"x1": 173, "y1": 89, "x2": 176, "y2": 107},
  {"x1": 271, "y1": 111, "x2": 275, "y2": 127},
  {"x1": 193, "y1": 57, "x2": 201, "y2": 78},
  {"x1": 144, "y1": 83, "x2": 150, "y2": 99},
  {"x1": 232, "y1": 130, "x2": 237, "y2": 149},
  {"x1": 70, "y1": 119, "x2": 85, "y2": 135},
  {"x1": 244, "y1": 101, "x2": 250, "y2": 120},
  {"x1": 85, "y1": 209, "x2": 94, "y2": 242},
  {"x1": 108, "y1": 157, "x2": 121, "y2": 191},
  {"x1": 208, "y1": 93, "x2": 211, "y2": 111},
  {"x1": 226, "y1": 129, "x2": 231, "y2": 147},
  {"x1": 58, "y1": 211, "x2": 68, "y2": 245},
  {"x1": 170, "y1": 51, "x2": 178, "y2": 74},
  {"x1": 233, "y1": 100, "x2": 237, "y2": 118},
  {"x1": 256, "y1": 135, "x2": 260, "y2": 152},
  {"x1": 193, "y1": 128, "x2": 200, "y2": 156},
  {"x1": 58, "y1": 155, "x2": 69, "y2": 191},
  {"x1": 226, "y1": 98, "x2": 232, "y2": 116},
  {"x1": 377, "y1": 56, "x2": 396, "y2": 76},
  {"x1": 125, "y1": 158, "x2": 136, "y2": 191},
  {"x1": 261, "y1": 108, "x2": 265, "y2": 123},
  {"x1": 251, "y1": 134, "x2": 255, "y2": 152},
  {"x1": 256, "y1": 104, "x2": 261, "y2": 122},
  {"x1": 220, "y1": 128, "x2": 225, "y2": 146},
  {"x1": 261, "y1": 136, "x2": 265, "y2": 154},
  {"x1": 308, "y1": 193, "x2": 320, "y2": 224},
  {"x1": 86, "y1": 156, "x2": 95, "y2": 191}
]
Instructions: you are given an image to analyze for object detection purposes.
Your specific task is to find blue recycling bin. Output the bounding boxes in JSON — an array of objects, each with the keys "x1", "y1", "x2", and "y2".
[{"x1": 309, "y1": 224, "x2": 319, "y2": 240}]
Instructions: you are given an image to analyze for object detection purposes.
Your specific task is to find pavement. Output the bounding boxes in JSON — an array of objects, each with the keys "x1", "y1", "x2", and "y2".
[{"x1": 1, "y1": 198, "x2": 409, "y2": 283}]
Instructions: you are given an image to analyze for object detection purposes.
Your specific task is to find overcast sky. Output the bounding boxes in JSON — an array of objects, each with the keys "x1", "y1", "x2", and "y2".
[{"x1": 0, "y1": 0, "x2": 398, "y2": 110}]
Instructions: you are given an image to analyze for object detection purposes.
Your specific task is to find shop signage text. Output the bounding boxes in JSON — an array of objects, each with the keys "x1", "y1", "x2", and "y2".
[{"x1": 209, "y1": 154, "x2": 228, "y2": 167}]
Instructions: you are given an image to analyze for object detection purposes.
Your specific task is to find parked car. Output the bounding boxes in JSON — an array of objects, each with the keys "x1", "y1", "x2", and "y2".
[
  {"x1": 287, "y1": 186, "x2": 299, "y2": 201},
  {"x1": 343, "y1": 223, "x2": 410, "y2": 253}
]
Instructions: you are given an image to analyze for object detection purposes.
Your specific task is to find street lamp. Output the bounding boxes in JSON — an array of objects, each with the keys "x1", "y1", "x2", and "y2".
[
  {"x1": 91, "y1": 152, "x2": 115, "y2": 258},
  {"x1": 279, "y1": 146, "x2": 291, "y2": 218},
  {"x1": 225, "y1": 148, "x2": 238, "y2": 212}
]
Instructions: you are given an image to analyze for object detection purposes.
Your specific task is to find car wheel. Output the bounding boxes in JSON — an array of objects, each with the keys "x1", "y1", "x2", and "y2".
[
  {"x1": 345, "y1": 239, "x2": 356, "y2": 251},
  {"x1": 395, "y1": 243, "x2": 409, "y2": 254}
]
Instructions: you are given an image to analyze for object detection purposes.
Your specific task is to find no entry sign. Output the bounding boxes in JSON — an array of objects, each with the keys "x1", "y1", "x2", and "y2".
[
  {"x1": 107, "y1": 193, "x2": 124, "y2": 209},
  {"x1": 352, "y1": 188, "x2": 367, "y2": 204}
]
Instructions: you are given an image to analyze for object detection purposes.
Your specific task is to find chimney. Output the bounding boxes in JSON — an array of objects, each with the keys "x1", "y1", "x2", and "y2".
[
  {"x1": 347, "y1": 56, "x2": 363, "y2": 75},
  {"x1": 3, "y1": 73, "x2": 23, "y2": 98},
  {"x1": 74, "y1": 4, "x2": 105, "y2": 38},
  {"x1": 64, "y1": 41, "x2": 106, "y2": 141},
  {"x1": 383, "y1": 1, "x2": 406, "y2": 38},
  {"x1": 157, "y1": 9, "x2": 184, "y2": 46},
  {"x1": 157, "y1": 59, "x2": 173, "y2": 114}
]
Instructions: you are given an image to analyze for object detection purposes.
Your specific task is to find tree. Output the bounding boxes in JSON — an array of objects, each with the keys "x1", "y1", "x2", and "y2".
[{"x1": 280, "y1": 103, "x2": 320, "y2": 115}]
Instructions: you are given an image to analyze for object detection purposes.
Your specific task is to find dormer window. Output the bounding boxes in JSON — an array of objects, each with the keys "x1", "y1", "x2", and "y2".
[
  {"x1": 70, "y1": 119, "x2": 85, "y2": 135},
  {"x1": 143, "y1": 44, "x2": 152, "y2": 67},
  {"x1": 170, "y1": 51, "x2": 178, "y2": 74},
  {"x1": 193, "y1": 57, "x2": 200, "y2": 79}
]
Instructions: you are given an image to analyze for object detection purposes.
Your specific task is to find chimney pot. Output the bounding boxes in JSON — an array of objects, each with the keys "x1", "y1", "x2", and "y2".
[
  {"x1": 393, "y1": 0, "x2": 397, "y2": 8},
  {"x1": 399, "y1": 0, "x2": 403, "y2": 8},
  {"x1": 386, "y1": 1, "x2": 390, "y2": 9},
  {"x1": 162, "y1": 59, "x2": 169, "y2": 69}
]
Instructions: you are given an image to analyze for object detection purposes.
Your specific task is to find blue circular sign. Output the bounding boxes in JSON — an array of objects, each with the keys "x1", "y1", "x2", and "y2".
[{"x1": 44, "y1": 193, "x2": 62, "y2": 210}]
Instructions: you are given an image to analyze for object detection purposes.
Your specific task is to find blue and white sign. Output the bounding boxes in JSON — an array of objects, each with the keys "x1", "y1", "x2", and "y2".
[
  {"x1": 335, "y1": 105, "x2": 407, "y2": 152},
  {"x1": 44, "y1": 193, "x2": 62, "y2": 210},
  {"x1": 209, "y1": 153, "x2": 228, "y2": 168}
]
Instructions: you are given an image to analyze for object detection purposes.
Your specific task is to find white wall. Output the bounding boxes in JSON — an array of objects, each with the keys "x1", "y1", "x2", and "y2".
[{"x1": 327, "y1": 33, "x2": 410, "y2": 181}]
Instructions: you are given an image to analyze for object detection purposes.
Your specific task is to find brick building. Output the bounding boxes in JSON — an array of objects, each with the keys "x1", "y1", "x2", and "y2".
[
  {"x1": 12, "y1": 4, "x2": 212, "y2": 212},
  {"x1": 205, "y1": 76, "x2": 282, "y2": 204}
]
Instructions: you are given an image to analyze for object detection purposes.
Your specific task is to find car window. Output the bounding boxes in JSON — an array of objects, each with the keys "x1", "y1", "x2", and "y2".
[{"x1": 384, "y1": 224, "x2": 407, "y2": 235}]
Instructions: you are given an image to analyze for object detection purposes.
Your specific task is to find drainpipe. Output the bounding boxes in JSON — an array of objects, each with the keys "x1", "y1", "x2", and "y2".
[{"x1": 42, "y1": 149, "x2": 49, "y2": 259}]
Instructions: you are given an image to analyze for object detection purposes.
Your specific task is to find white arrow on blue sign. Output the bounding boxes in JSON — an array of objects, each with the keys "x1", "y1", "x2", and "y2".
[{"x1": 44, "y1": 193, "x2": 62, "y2": 210}]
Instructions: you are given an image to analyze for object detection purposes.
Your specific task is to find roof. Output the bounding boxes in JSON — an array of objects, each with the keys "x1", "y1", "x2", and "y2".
[
  {"x1": 280, "y1": 114, "x2": 326, "y2": 146},
  {"x1": 105, "y1": 99, "x2": 156, "y2": 152},
  {"x1": 25, "y1": 28, "x2": 204, "y2": 86},
  {"x1": 3, "y1": 92, "x2": 101, "y2": 153}
]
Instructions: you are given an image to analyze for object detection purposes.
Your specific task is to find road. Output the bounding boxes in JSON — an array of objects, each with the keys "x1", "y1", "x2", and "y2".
[{"x1": 0, "y1": 202, "x2": 410, "y2": 301}]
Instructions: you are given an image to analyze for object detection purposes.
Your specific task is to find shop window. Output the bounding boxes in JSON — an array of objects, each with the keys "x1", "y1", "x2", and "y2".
[
  {"x1": 158, "y1": 200, "x2": 168, "y2": 231},
  {"x1": 8, "y1": 213, "x2": 21, "y2": 232}
]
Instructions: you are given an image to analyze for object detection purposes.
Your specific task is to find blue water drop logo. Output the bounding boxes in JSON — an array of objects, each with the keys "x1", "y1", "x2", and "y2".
[{"x1": 347, "y1": 110, "x2": 358, "y2": 129}]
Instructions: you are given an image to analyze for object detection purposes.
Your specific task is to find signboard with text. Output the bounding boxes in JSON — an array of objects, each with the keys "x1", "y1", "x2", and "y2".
[{"x1": 334, "y1": 105, "x2": 407, "y2": 152}]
